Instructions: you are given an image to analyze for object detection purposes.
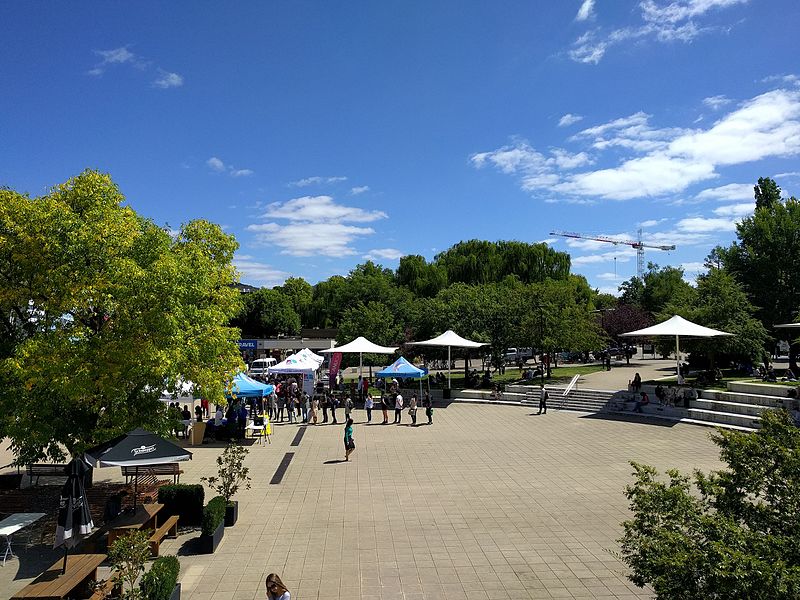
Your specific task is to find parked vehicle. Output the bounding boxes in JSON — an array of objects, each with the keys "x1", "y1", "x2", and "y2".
[{"x1": 248, "y1": 357, "x2": 276, "y2": 376}]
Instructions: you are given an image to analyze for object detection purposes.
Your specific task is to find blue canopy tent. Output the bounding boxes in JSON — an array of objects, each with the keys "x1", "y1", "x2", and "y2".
[
  {"x1": 376, "y1": 357, "x2": 428, "y2": 399},
  {"x1": 228, "y1": 373, "x2": 274, "y2": 398}
]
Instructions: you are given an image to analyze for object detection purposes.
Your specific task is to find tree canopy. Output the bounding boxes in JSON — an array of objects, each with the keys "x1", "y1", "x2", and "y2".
[
  {"x1": 0, "y1": 171, "x2": 243, "y2": 463},
  {"x1": 620, "y1": 410, "x2": 800, "y2": 599}
]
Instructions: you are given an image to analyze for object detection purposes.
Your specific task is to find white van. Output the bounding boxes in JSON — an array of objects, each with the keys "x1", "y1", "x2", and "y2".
[{"x1": 248, "y1": 357, "x2": 276, "y2": 376}]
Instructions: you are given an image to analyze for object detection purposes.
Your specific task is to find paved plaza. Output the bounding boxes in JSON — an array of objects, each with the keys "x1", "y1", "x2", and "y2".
[{"x1": 2, "y1": 403, "x2": 724, "y2": 599}]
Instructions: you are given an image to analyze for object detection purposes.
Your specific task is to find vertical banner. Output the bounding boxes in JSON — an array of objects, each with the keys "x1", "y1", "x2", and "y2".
[
  {"x1": 303, "y1": 372, "x2": 315, "y2": 396},
  {"x1": 329, "y1": 352, "x2": 343, "y2": 387}
]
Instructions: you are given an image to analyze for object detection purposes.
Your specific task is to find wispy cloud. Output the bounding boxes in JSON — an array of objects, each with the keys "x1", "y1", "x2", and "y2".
[
  {"x1": 695, "y1": 182, "x2": 753, "y2": 201},
  {"x1": 703, "y1": 94, "x2": 731, "y2": 110},
  {"x1": 233, "y1": 255, "x2": 290, "y2": 287},
  {"x1": 569, "y1": 0, "x2": 748, "y2": 64},
  {"x1": 206, "y1": 157, "x2": 254, "y2": 177},
  {"x1": 246, "y1": 195, "x2": 388, "y2": 257},
  {"x1": 713, "y1": 202, "x2": 754, "y2": 217},
  {"x1": 472, "y1": 88, "x2": 800, "y2": 202},
  {"x1": 558, "y1": 113, "x2": 584, "y2": 127},
  {"x1": 350, "y1": 186, "x2": 370, "y2": 195},
  {"x1": 363, "y1": 248, "x2": 405, "y2": 261},
  {"x1": 290, "y1": 176, "x2": 348, "y2": 187},
  {"x1": 575, "y1": 0, "x2": 596, "y2": 21},
  {"x1": 676, "y1": 216, "x2": 737, "y2": 232},
  {"x1": 153, "y1": 70, "x2": 184, "y2": 89},
  {"x1": 88, "y1": 46, "x2": 183, "y2": 89}
]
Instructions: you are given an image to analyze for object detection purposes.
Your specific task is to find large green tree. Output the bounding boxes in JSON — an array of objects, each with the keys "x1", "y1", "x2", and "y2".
[
  {"x1": 231, "y1": 287, "x2": 300, "y2": 337},
  {"x1": 619, "y1": 263, "x2": 694, "y2": 316},
  {"x1": 717, "y1": 179, "x2": 800, "y2": 364},
  {"x1": 0, "y1": 171, "x2": 243, "y2": 463},
  {"x1": 620, "y1": 410, "x2": 800, "y2": 599},
  {"x1": 276, "y1": 276, "x2": 313, "y2": 324}
]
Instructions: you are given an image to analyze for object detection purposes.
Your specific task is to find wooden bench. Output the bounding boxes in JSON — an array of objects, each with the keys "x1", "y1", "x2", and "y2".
[
  {"x1": 148, "y1": 514, "x2": 179, "y2": 557},
  {"x1": 121, "y1": 464, "x2": 183, "y2": 485},
  {"x1": 26, "y1": 464, "x2": 68, "y2": 486},
  {"x1": 87, "y1": 577, "x2": 116, "y2": 600},
  {"x1": 11, "y1": 553, "x2": 106, "y2": 599}
]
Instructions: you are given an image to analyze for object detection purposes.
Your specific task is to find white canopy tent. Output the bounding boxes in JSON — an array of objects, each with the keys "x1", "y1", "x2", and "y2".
[
  {"x1": 320, "y1": 336, "x2": 398, "y2": 378},
  {"x1": 294, "y1": 348, "x2": 325, "y2": 365},
  {"x1": 408, "y1": 330, "x2": 487, "y2": 388},
  {"x1": 620, "y1": 315, "x2": 733, "y2": 383},
  {"x1": 268, "y1": 353, "x2": 321, "y2": 374}
]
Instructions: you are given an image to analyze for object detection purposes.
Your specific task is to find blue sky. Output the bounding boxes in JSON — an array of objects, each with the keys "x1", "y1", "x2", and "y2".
[{"x1": 2, "y1": 1, "x2": 799, "y2": 294}]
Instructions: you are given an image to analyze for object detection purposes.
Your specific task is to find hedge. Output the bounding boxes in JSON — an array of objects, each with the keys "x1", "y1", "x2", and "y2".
[
  {"x1": 140, "y1": 555, "x2": 180, "y2": 600},
  {"x1": 158, "y1": 484, "x2": 204, "y2": 526},
  {"x1": 201, "y1": 496, "x2": 226, "y2": 537}
]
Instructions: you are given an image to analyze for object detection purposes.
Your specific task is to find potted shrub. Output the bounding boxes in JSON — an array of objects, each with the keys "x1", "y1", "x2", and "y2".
[
  {"x1": 200, "y1": 442, "x2": 251, "y2": 526},
  {"x1": 141, "y1": 555, "x2": 181, "y2": 600},
  {"x1": 199, "y1": 495, "x2": 226, "y2": 554},
  {"x1": 108, "y1": 530, "x2": 151, "y2": 600},
  {"x1": 158, "y1": 484, "x2": 204, "y2": 527}
]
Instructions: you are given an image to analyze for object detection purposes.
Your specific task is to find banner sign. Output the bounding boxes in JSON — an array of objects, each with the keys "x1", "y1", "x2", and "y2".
[
  {"x1": 329, "y1": 352, "x2": 343, "y2": 384},
  {"x1": 237, "y1": 339, "x2": 258, "y2": 350}
]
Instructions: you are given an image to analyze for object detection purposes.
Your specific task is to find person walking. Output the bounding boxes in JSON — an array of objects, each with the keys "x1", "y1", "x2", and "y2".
[
  {"x1": 344, "y1": 395, "x2": 353, "y2": 421},
  {"x1": 301, "y1": 392, "x2": 310, "y2": 423},
  {"x1": 424, "y1": 391, "x2": 433, "y2": 425},
  {"x1": 287, "y1": 393, "x2": 296, "y2": 424},
  {"x1": 409, "y1": 393, "x2": 418, "y2": 426},
  {"x1": 631, "y1": 372, "x2": 642, "y2": 393},
  {"x1": 344, "y1": 418, "x2": 355, "y2": 461},
  {"x1": 310, "y1": 395, "x2": 319, "y2": 425},
  {"x1": 321, "y1": 392, "x2": 329, "y2": 423},
  {"x1": 394, "y1": 391, "x2": 404, "y2": 424},
  {"x1": 538, "y1": 384, "x2": 548, "y2": 415},
  {"x1": 331, "y1": 394, "x2": 339, "y2": 424},
  {"x1": 364, "y1": 394, "x2": 373, "y2": 423},
  {"x1": 381, "y1": 393, "x2": 390, "y2": 424},
  {"x1": 265, "y1": 573, "x2": 290, "y2": 600}
]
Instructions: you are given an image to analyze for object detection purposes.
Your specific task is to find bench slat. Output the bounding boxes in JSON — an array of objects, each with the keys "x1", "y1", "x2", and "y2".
[{"x1": 148, "y1": 514, "x2": 179, "y2": 557}]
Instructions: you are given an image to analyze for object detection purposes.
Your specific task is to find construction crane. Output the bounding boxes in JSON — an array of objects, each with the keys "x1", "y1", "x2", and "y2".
[{"x1": 549, "y1": 228, "x2": 676, "y2": 279}]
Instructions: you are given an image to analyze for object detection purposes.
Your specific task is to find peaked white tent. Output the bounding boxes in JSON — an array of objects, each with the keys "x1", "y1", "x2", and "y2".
[
  {"x1": 268, "y1": 353, "x2": 321, "y2": 374},
  {"x1": 320, "y1": 336, "x2": 398, "y2": 378},
  {"x1": 408, "y1": 330, "x2": 487, "y2": 389},
  {"x1": 620, "y1": 315, "x2": 733, "y2": 383},
  {"x1": 294, "y1": 348, "x2": 324, "y2": 365}
]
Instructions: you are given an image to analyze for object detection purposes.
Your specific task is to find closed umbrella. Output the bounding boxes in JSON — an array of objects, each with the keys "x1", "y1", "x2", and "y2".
[{"x1": 55, "y1": 458, "x2": 95, "y2": 574}]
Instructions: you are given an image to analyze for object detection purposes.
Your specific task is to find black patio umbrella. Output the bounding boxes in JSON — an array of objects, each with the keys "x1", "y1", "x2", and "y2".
[
  {"x1": 54, "y1": 458, "x2": 95, "y2": 574},
  {"x1": 84, "y1": 428, "x2": 192, "y2": 509}
]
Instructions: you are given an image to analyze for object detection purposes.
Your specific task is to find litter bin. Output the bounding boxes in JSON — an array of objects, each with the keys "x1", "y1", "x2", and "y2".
[{"x1": 443, "y1": 388, "x2": 451, "y2": 400}]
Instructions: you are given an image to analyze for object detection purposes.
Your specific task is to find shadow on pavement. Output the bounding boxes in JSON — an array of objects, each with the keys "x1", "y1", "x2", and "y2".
[{"x1": 579, "y1": 412, "x2": 680, "y2": 427}]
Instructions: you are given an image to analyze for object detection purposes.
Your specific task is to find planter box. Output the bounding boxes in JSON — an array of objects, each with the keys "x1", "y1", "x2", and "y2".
[
  {"x1": 224, "y1": 501, "x2": 238, "y2": 527},
  {"x1": 199, "y1": 520, "x2": 224, "y2": 554},
  {"x1": 442, "y1": 388, "x2": 452, "y2": 400},
  {"x1": 170, "y1": 583, "x2": 181, "y2": 600}
]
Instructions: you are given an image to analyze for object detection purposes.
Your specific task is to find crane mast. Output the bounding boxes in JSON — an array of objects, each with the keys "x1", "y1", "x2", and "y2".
[{"x1": 549, "y1": 228, "x2": 676, "y2": 279}]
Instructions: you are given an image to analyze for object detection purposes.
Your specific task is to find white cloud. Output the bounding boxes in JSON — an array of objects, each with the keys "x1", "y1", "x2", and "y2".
[
  {"x1": 363, "y1": 248, "x2": 405, "y2": 261},
  {"x1": 676, "y1": 216, "x2": 737, "y2": 232},
  {"x1": 571, "y1": 249, "x2": 636, "y2": 265},
  {"x1": 596, "y1": 272, "x2": 624, "y2": 281},
  {"x1": 703, "y1": 95, "x2": 731, "y2": 110},
  {"x1": 695, "y1": 182, "x2": 753, "y2": 201},
  {"x1": 88, "y1": 46, "x2": 143, "y2": 76},
  {"x1": 206, "y1": 157, "x2": 254, "y2": 177},
  {"x1": 713, "y1": 202, "x2": 754, "y2": 217},
  {"x1": 246, "y1": 222, "x2": 375, "y2": 256},
  {"x1": 262, "y1": 196, "x2": 386, "y2": 223},
  {"x1": 639, "y1": 218, "x2": 668, "y2": 227},
  {"x1": 774, "y1": 171, "x2": 800, "y2": 179},
  {"x1": 350, "y1": 186, "x2": 370, "y2": 195},
  {"x1": 233, "y1": 255, "x2": 289, "y2": 287},
  {"x1": 206, "y1": 157, "x2": 226, "y2": 172},
  {"x1": 595, "y1": 285, "x2": 622, "y2": 296},
  {"x1": 472, "y1": 88, "x2": 800, "y2": 203},
  {"x1": 152, "y1": 70, "x2": 184, "y2": 89},
  {"x1": 681, "y1": 261, "x2": 707, "y2": 273},
  {"x1": 569, "y1": 0, "x2": 748, "y2": 64},
  {"x1": 575, "y1": 0, "x2": 596, "y2": 21},
  {"x1": 558, "y1": 113, "x2": 584, "y2": 127},
  {"x1": 290, "y1": 176, "x2": 348, "y2": 187}
]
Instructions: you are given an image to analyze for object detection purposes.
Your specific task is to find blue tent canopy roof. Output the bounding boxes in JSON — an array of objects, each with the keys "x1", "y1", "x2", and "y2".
[
  {"x1": 228, "y1": 373, "x2": 274, "y2": 397},
  {"x1": 376, "y1": 356, "x2": 427, "y2": 379}
]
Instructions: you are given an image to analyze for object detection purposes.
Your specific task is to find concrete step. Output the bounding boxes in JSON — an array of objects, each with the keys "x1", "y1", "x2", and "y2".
[
  {"x1": 692, "y1": 398, "x2": 769, "y2": 417},
  {"x1": 686, "y1": 407, "x2": 761, "y2": 429},
  {"x1": 727, "y1": 381, "x2": 796, "y2": 398}
]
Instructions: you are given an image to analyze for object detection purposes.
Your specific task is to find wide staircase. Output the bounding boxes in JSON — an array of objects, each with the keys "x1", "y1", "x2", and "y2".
[{"x1": 453, "y1": 381, "x2": 797, "y2": 431}]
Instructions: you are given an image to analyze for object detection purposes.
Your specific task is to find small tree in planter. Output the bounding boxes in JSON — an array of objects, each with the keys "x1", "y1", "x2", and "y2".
[
  {"x1": 200, "y1": 442, "x2": 251, "y2": 526},
  {"x1": 108, "y1": 530, "x2": 151, "y2": 600}
]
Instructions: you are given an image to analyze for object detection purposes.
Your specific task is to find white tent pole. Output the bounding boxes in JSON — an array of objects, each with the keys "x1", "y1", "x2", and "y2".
[
  {"x1": 676, "y1": 335, "x2": 681, "y2": 382},
  {"x1": 447, "y1": 346, "x2": 451, "y2": 388}
]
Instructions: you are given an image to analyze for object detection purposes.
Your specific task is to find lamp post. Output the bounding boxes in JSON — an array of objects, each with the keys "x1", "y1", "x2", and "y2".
[{"x1": 533, "y1": 303, "x2": 546, "y2": 387}]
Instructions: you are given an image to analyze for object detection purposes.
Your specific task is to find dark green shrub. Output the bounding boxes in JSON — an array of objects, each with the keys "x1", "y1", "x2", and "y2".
[
  {"x1": 201, "y1": 496, "x2": 226, "y2": 536},
  {"x1": 158, "y1": 484, "x2": 204, "y2": 526},
  {"x1": 140, "y1": 555, "x2": 180, "y2": 600}
]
